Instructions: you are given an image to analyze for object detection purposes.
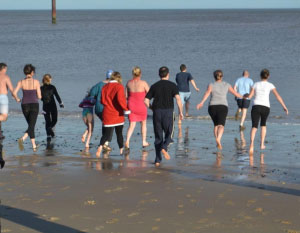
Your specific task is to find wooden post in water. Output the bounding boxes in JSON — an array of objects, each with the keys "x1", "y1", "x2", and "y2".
[{"x1": 52, "y1": 0, "x2": 56, "y2": 24}]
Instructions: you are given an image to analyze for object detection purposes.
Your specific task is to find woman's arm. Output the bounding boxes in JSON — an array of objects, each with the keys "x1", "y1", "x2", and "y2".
[
  {"x1": 144, "y1": 81, "x2": 150, "y2": 93},
  {"x1": 228, "y1": 86, "x2": 243, "y2": 99},
  {"x1": 196, "y1": 84, "x2": 212, "y2": 110},
  {"x1": 53, "y1": 86, "x2": 63, "y2": 104},
  {"x1": 272, "y1": 88, "x2": 288, "y2": 115},
  {"x1": 13, "y1": 81, "x2": 22, "y2": 102}
]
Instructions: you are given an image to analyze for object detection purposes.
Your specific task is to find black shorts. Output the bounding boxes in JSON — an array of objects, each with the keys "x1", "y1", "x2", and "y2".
[
  {"x1": 251, "y1": 105, "x2": 270, "y2": 128},
  {"x1": 208, "y1": 105, "x2": 228, "y2": 126},
  {"x1": 237, "y1": 99, "x2": 250, "y2": 109}
]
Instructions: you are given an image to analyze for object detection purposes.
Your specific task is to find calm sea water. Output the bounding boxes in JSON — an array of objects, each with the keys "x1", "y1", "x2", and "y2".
[{"x1": 0, "y1": 9, "x2": 299, "y2": 122}]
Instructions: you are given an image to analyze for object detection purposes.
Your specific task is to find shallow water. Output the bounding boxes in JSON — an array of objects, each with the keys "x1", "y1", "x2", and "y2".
[
  {"x1": 2, "y1": 115, "x2": 300, "y2": 189},
  {"x1": 0, "y1": 9, "x2": 300, "y2": 123}
]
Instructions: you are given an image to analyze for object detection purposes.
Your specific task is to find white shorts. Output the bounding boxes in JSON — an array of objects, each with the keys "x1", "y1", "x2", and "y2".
[{"x1": 0, "y1": 95, "x2": 9, "y2": 114}]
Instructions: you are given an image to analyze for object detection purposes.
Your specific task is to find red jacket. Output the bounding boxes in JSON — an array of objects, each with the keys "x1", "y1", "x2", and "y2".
[{"x1": 101, "y1": 81, "x2": 129, "y2": 126}]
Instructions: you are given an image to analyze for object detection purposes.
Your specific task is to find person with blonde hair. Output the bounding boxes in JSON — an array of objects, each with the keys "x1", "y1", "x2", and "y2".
[
  {"x1": 41, "y1": 74, "x2": 64, "y2": 139},
  {"x1": 125, "y1": 66, "x2": 150, "y2": 149},
  {"x1": 96, "y1": 72, "x2": 130, "y2": 157}
]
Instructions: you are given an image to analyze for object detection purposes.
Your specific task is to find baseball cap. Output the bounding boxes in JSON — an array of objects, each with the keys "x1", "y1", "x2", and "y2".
[{"x1": 106, "y1": 70, "x2": 113, "y2": 79}]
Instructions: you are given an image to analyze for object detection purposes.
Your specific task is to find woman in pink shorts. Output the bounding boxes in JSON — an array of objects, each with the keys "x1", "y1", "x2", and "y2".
[{"x1": 125, "y1": 67, "x2": 150, "y2": 149}]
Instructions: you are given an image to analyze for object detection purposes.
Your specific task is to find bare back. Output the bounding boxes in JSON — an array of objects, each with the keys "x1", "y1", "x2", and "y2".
[
  {"x1": 126, "y1": 78, "x2": 149, "y2": 93},
  {"x1": 0, "y1": 74, "x2": 14, "y2": 95}
]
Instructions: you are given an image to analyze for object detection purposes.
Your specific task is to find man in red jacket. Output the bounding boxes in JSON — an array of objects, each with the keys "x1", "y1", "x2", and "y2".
[{"x1": 145, "y1": 66, "x2": 183, "y2": 166}]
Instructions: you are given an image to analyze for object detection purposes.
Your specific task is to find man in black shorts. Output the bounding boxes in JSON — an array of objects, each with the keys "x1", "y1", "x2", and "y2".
[
  {"x1": 233, "y1": 70, "x2": 253, "y2": 130},
  {"x1": 145, "y1": 66, "x2": 183, "y2": 166}
]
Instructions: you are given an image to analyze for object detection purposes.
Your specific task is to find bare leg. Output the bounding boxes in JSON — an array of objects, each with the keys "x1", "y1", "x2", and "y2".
[
  {"x1": 22, "y1": 132, "x2": 29, "y2": 141},
  {"x1": 185, "y1": 101, "x2": 190, "y2": 116},
  {"x1": 141, "y1": 120, "x2": 149, "y2": 147},
  {"x1": 249, "y1": 127, "x2": 257, "y2": 154},
  {"x1": 96, "y1": 145, "x2": 103, "y2": 158},
  {"x1": 240, "y1": 108, "x2": 247, "y2": 127},
  {"x1": 178, "y1": 106, "x2": 182, "y2": 124},
  {"x1": 82, "y1": 116, "x2": 88, "y2": 143},
  {"x1": 0, "y1": 114, "x2": 8, "y2": 122},
  {"x1": 85, "y1": 114, "x2": 94, "y2": 148},
  {"x1": 235, "y1": 108, "x2": 241, "y2": 120},
  {"x1": 31, "y1": 138, "x2": 37, "y2": 149},
  {"x1": 125, "y1": 121, "x2": 136, "y2": 148},
  {"x1": 216, "y1": 125, "x2": 224, "y2": 150},
  {"x1": 260, "y1": 126, "x2": 267, "y2": 150}
]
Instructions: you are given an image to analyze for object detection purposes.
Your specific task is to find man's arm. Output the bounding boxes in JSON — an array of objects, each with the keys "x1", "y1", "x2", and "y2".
[
  {"x1": 175, "y1": 94, "x2": 184, "y2": 120},
  {"x1": 190, "y1": 79, "x2": 199, "y2": 92},
  {"x1": 6, "y1": 77, "x2": 18, "y2": 101}
]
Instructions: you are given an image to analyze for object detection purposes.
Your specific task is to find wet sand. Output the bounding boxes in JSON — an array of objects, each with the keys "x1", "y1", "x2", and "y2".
[{"x1": 1, "y1": 115, "x2": 300, "y2": 232}]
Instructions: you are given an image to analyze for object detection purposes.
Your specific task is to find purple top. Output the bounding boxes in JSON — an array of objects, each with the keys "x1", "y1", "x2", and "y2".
[{"x1": 22, "y1": 89, "x2": 38, "y2": 104}]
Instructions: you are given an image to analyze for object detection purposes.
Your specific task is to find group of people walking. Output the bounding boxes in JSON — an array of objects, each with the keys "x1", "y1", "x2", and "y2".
[
  {"x1": 0, "y1": 63, "x2": 63, "y2": 153},
  {"x1": 0, "y1": 62, "x2": 288, "y2": 168}
]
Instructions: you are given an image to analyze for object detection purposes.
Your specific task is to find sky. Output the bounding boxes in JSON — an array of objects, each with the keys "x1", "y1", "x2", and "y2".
[{"x1": 1, "y1": 0, "x2": 300, "y2": 10}]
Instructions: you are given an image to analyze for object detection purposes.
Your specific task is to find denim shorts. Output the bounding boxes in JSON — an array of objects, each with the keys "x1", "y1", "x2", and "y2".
[
  {"x1": 179, "y1": 92, "x2": 191, "y2": 105},
  {"x1": 0, "y1": 95, "x2": 8, "y2": 114}
]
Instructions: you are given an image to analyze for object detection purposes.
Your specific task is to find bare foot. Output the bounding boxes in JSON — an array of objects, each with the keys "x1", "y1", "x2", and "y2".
[
  {"x1": 249, "y1": 145, "x2": 254, "y2": 154},
  {"x1": 260, "y1": 144, "x2": 266, "y2": 150},
  {"x1": 81, "y1": 134, "x2": 86, "y2": 143},
  {"x1": 124, "y1": 142, "x2": 130, "y2": 150},
  {"x1": 142, "y1": 142, "x2": 150, "y2": 148},
  {"x1": 216, "y1": 140, "x2": 222, "y2": 150},
  {"x1": 155, "y1": 162, "x2": 160, "y2": 167},
  {"x1": 161, "y1": 149, "x2": 170, "y2": 160},
  {"x1": 120, "y1": 148, "x2": 124, "y2": 155},
  {"x1": 96, "y1": 146, "x2": 102, "y2": 158}
]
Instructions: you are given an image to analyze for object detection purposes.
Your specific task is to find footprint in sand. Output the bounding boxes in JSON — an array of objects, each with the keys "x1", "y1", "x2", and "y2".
[
  {"x1": 111, "y1": 209, "x2": 121, "y2": 214},
  {"x1": 152, "y1": 226, "x2": 159, "y2": 231},
  {"x1": 84, "y1": 200, "x2": 96, "y2": 206},
  {"x1": 50, "y1": 217, "x2": 60, "y2": 222},
  {"x1": 206, "y1": 208, "x2": 213, "y2": 214},
  {"x1": 127, "y1": 212, "x2": 139, "y2": 217},
  {"x1": 106, "y1": 218, "x2": 119, "y2": 224}
]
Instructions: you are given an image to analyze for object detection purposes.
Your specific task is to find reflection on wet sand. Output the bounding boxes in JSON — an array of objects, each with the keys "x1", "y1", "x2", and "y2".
[
  {"x1": 0, "y1": 139, "x2": 5, "y2": 169},
  {"x1": 234, "y1": 130, "x2": 247, "y2": 155},
  {"x1": 249, "y1": 152, "x2": 266, "y2": 177},
  {"x1": 176, "y1": 125, "x2": 189, "y2": 157}
]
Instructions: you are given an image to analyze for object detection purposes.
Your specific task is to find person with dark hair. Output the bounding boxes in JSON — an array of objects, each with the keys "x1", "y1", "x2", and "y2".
[
  {"x1": 197, "y1": 70, "x2": 242, "y2": 150},
  {"x1": 248, "y1": 69, "x2": 288, "y2": 153},
  {"x1": 96, "y1": 72, "x2": 130, "y2": 157},
  {"x1": 175, "y1": 64, "x2": 199, "y2": 123},
  {"x1": 90, "y1": 70, "x2": 113, "y2": 151},
  {"x1": 145, "y1": 66, "x2": 183, "y2": 166},
  {"x1": 41, "y1": 74, "x2": 64, "y2": 140},
  {"x1": 13, "y1": 64, "x2": 41, "y2": 151},
  {"x1": 0, "y1": 63, "x2": 18, "y2": 139},
  {"x1": 233, "y1": 70, "x2": 253, "y2": 130}
]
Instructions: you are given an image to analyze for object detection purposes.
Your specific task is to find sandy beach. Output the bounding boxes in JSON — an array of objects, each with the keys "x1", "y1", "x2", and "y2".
[{"x1": 0, "y1": 114, "x2": 300, "y2": 233}]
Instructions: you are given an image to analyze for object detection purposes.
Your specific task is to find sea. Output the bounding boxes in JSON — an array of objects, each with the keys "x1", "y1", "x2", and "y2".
[{"x1": 0, "y1": 9, "x2": 299, "y2": 123}]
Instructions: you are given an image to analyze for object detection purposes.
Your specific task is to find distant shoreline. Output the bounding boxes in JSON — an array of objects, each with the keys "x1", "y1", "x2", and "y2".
[{"x1": 1, "y1": 8, "x2": 300, "y2": 11}]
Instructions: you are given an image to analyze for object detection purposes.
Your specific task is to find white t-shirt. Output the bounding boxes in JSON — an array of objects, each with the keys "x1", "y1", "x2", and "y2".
[{"x1": 253, "y1": 81, "x2": 275, "y2": 108}]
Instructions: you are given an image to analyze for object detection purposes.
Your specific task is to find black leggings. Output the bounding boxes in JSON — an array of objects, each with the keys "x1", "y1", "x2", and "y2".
[
  {"x1": 43, "y1": 104, "x2": 57, "y2": 136},
  {"x1": 208, "y1": 105, "x2": 228, "y2": 126},
  {"x1": 251, "y1": 105, "x2": 270, "y2": 128},
  {"x1": 100, "y1": 125, "x2": 123, "y2": 148},
  {"x1": 21, "y1": 103, "x2": 39, "y2": 139}
]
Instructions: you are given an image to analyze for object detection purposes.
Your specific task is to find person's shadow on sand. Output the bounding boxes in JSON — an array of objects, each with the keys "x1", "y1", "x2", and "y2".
[{"x1": 0, "y1": 204, "x2": 84, "y2": 233}]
